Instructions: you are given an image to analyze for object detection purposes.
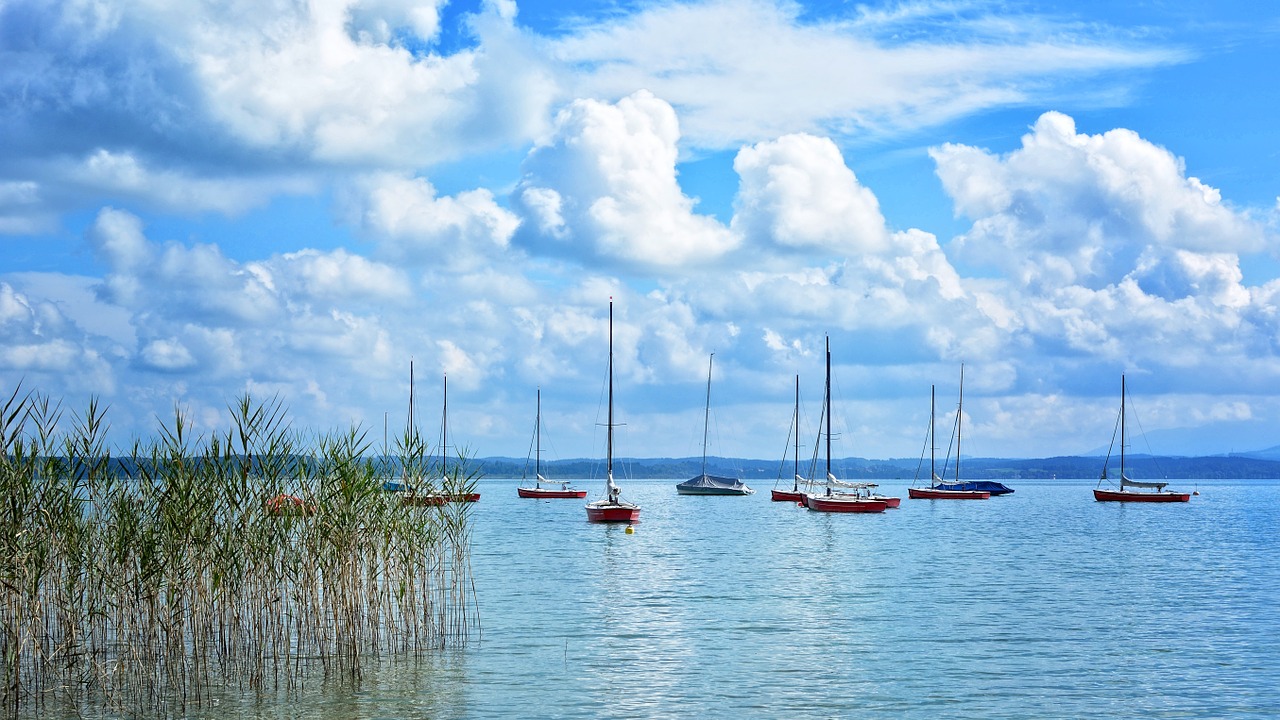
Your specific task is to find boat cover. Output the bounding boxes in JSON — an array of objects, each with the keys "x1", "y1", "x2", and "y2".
[
  {"x1": 1121, "y1": 478, "x2": 1168, "y2": 490},
  {"x1": 678, "y1": 474, "x2": 751, "y2": 491},
  {"x1": 933, "y1": 480, "x2": 1015, "y2": 495}
]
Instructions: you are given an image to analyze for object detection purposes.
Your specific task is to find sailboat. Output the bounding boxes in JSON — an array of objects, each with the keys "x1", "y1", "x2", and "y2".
[
  {"x1": 677, "y1": 353, "x2": 754, "y2": 496},
  {"x1": 923, "y1": 365, "x2": 1014, "y2": 497},
  {"x1": 585, "y1": 299, "x2": 641, "y2": 523},
  {"x1": 518, "y1": 388, "x2": 586, "y2": 499},
  {"x1": 771, "y1": 375, "x2": 811, "y2": 502},
  {"x1": 384, "y1": 359, "x2": 420, "y2": 494},
  {"x1": 403, "y1": 373, "x2": 480, "y2": 505},
  {"x1": 909, "y1": 382, "x2": 991, "y2": 500},
  {"x1": 803, "y1": 337, "x2": 888, "y2": 513},
  {"x1": 1094, "y1": 375, "x2": 1190, "y2": 503}
]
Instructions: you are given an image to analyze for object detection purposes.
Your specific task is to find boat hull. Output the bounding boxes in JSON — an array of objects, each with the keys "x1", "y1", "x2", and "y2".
[
  {"x1": 804, "y1": 494, "x2": 887, "y2": 513},
  {"x1": 932, "y1": 481, "x2": 1013, "y2": 495},
  {"x1": 518, "y1": 487, "x2": 587, "y2": 499},
  {"x1": 909, "y1": 487, "x2": 990, "y2": 500},
  {"x1": 585, "y1": 501, "x2": 641, "y2": 523},
  {"x1": 1093, "y1": 488, "x2": 1190, "y2": 503},
  {"x1": 676, "y1": 486, "x2": 754, "y2": 496},
  {"x1": 402, "y1": 492, "x2": 480, "y2": 506},
  {"x1": 771, "y1": 489, "x2": 807, "y2": 502},
  {"x1": 868, "y1": 494, "x2": 901, "y2": 508}
]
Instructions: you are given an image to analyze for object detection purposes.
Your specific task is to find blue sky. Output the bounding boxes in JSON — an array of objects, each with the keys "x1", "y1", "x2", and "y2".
[{"x1": 2, "y1": 0, "x2": 1278, "y2": 462}]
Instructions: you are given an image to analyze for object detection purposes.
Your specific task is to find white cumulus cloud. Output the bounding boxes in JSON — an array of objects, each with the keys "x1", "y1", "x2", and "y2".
[
  {"x1": 344, "y1": 173, "x2": 520, "y2": 270},
  {"x1": 933, "y1": 111, "x2": 1266, "y2": 290},
  {"x1": 732, "y1": 133, "x2": 889, "y2": 254},
  {"x1": 513, "y1": 90, "x2": 737, "y2": 269},
  {"x1": 930, "y1": 112, "x2": 1278, "y2": 374}
]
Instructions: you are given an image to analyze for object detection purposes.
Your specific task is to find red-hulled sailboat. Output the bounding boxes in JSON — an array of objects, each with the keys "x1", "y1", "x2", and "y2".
[
  {"x1": 855, "y1": 482, "x2": 902, "y2": 508},
  {"x1": 518, "y1": 388, "x2": 587, "y2": 499},
  {"x1": 803, "y1": 337, "x2": 887, "y2": 514},
  {"x1": 585, "y1": 299, "x2": 641, "y2": 523},
  {"x1": 909, "y1": 379, "x2": 990, "y2": 500},
  {"x1": 1093, "y1": 375, "x2": 1190, "y2": 503},
  {"x1": 771, "y1": 375, "x2": 811, "y2": 502}
]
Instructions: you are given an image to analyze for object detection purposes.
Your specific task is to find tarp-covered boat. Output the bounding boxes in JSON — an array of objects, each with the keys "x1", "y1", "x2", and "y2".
[
  {"x1": 677, "y1": 473, "x2": 754, "y2": 496},
  {"x1": 909, "y1": 371, "x2": 1000, "y2": 501},
  {"x1": 677, "y1": 354, "x2": 753, "y2": 497}
]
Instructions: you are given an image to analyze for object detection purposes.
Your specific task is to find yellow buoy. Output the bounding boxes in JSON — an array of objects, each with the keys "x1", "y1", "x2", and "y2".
[{"x1": 625, "y1": 525, "x2": 634, "y2": 534}]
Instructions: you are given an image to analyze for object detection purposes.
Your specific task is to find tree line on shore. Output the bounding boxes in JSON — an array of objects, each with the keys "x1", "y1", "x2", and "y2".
[{"x1": 479, "y1": 453, "x2": 1280, "y2": 480}]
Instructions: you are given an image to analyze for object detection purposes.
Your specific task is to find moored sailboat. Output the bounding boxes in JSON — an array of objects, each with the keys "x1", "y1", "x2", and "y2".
[
  {"x1": 677, "y1": 353, "x2": 754, "y2": 496},
  {"x1": 917, "y1": 366, "x2": 1013, "y2": 497},
  {"x1": 385, "y1": 359, "x2": 426, "y2": 495},
  {"x1": 402, "y1": 373, "x2": 480, "y2": 505},
  {"x1": 518, "y1": 388, "x2": 586, "y2": 499},
  {"x1": 803, "y1": 337, "x2": 888, "y2": 514},
  {"x1": 852, "y1": 482, "x2": 902, "y2": 508},
  {"x1": 585, "y1": 299, "x2": 641, "y2": 523},
  {"x1": 1093, "y1": 375, "x2": 1190, "y2": 503},
  {"x1": 909, "y1": 380, "x2": 990, "y2": 500},
  {"x1": 771, "y1": 375, "x2": 812, "y2": 502}
]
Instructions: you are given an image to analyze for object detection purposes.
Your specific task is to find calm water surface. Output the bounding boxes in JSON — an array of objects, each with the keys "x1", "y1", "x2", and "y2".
[{"x1": 216, "y1": 477, "x2": 1276, "y2": 718}]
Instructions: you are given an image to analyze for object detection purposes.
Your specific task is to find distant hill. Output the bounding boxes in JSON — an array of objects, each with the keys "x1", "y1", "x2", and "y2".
[
  {"x1": 1231, "y1": 445, "x2": 1280, "y2": 461},
  {"x1": 476, "y1": 453, "x2": 1280, "y2": 480}
]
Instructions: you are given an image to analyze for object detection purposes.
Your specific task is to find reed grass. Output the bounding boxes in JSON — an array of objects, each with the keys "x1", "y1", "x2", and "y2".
[{"x1": 0, "y1": 384, "x2": 478, "y2": 716}]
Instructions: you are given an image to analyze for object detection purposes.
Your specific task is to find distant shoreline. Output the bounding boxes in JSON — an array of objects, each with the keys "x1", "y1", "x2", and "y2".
[{"x1": 477, "y1": 453, "x2": 1280, "y2": 480}]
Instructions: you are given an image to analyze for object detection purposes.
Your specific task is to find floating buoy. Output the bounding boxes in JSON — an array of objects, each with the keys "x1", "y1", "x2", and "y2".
[
  {"x1": 1193, "y1": 490, "x2": 1200, "y2": 496},
  {"x1": 625, "y1": 525, "x2": 634, "y2": 534},
  {"x1": 797, "y1": 501, "x2": 805, "y2": 507}
]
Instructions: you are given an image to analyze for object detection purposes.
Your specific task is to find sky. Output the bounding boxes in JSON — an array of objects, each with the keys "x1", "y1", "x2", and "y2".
[{"x1": 2, "y1": 0, "x2": 1279, "y2": 463}]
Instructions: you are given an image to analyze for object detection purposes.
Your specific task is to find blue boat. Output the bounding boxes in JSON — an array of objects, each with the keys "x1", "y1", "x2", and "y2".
[
  {"x1": 931, "y1": 480, "x2": 1014, "y2": 495},
  {"x1": 918, "y1": 365, "x2": 1014, "y2": 496}
]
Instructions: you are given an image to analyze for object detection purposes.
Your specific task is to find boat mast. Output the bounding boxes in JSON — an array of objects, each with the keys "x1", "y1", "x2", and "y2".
[
  {"x1": 930, "y1": 384, "x2": 936, "y2": 486},
  {"x1": 701, "y1": 353, "x2": 714, "y2": 477},
  {"x1": 406, "y1": 359, "x2": 415, "y2": 486},
  {"x1": 441, "y1": 373, "x2": 448, "y2": 480},
  {"x1": 825, "y1": 336, "x2": 832, "y2": 497},
  {"x1": 535, "y1": 387, "x2": 541, "y2": 483},
  {"x1": 793, "y1": 374, "x2": 800, "y2": 492},
  {"x1": 606, "y1": 299, "x2": 619, "y2": 504},
  {"x1": 1120, "y1": 374, "x2": 1126, "y2": 483},
  {"x1": 957, "y1": 364, "x2": 964, "y2": 483}
]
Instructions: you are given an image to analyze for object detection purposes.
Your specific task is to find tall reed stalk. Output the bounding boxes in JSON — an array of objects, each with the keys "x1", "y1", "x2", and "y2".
[{"x1": 0, "y1": 385, "x2": 478, "y2": 716}]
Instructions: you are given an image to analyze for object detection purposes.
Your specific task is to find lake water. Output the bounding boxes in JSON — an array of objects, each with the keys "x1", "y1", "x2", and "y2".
[{"x1": 167, "y1": 477, "x2": 1279, "y2": 717}]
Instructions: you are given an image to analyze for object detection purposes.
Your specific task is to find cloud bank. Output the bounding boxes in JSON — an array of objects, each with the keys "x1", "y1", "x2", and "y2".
[{"x1": 1, "y1": 0, "x2": 1277, "y2": 460}]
